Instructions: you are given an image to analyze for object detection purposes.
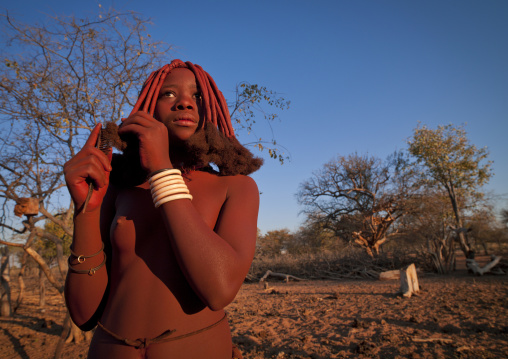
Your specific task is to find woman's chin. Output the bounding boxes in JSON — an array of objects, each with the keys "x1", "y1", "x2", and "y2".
[{"x1": 168, "y1": 129, "x2": 198, "y2": 143}]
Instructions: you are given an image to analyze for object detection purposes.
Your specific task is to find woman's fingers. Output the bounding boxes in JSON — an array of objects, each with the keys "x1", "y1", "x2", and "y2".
[
  {"x1": 117, "y1": 111, "x2": 171, "y2": 172},
  {"x1": 119, "y1": 111, "x2": 158, "y2": 128},
  {"x1": 68, "y1": 154, "x2": 110, "y2": 188},
  {"x1": 118, "y1": 112, "x2": 166, "y2": 137},
  {"x1": 64, "y1": 124, "x2": 113, "y2": 209},
  {"x1": 65, "y1": 144, "x2": 112, "y2": 176}
]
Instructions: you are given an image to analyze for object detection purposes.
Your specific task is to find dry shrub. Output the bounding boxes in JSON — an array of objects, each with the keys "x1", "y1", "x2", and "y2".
[{"x1": 248, "y1": 245, "x2": 427, "y2": 281}]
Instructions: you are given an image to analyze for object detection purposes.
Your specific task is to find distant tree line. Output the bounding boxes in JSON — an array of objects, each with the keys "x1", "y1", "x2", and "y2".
[{"x1": 257, "y1": 123, "x2": 507, "y2": 274}]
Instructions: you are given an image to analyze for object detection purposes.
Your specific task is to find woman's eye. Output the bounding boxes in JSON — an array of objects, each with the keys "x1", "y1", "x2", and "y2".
[
  {"x1": 194, "y1": 92, "x2": 202, "y2": 100},
  {"x1": 162, "y1": 91, "x2": 175, "y2": 98}
]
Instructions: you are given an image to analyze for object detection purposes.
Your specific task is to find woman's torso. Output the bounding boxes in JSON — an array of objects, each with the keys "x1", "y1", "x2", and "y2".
[{"x1": 91, "y1": 170, "x2": 235, "y2": 358}]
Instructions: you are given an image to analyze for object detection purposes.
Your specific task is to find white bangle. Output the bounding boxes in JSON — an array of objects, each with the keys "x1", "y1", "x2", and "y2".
[
  {"x1": 155, "y1": 193, "x2": 193, "y2": 208},
  {"x1": 152, "y1": 183, "x2": 189, "y2": 198},
  {"x1": 153, "y1": 186, "x2": 190, "y2": 203},
  {"x1": 148, "y1": 170, "x2": 192, "y2": 207},
  {"x1": 151, "y1": 174, "x2": 185, "y2": 185},
  {"x1": 150, "y1": 177, "x2": 186, "y2": 193},
  {"x1": 149, "y1": 169, "x2": 182, "y2": 183}
]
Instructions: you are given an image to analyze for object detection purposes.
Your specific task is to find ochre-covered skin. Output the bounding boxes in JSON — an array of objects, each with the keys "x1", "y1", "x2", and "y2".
[{"x1": 63, "y1": 62, "x2": 258, "y2": 358}]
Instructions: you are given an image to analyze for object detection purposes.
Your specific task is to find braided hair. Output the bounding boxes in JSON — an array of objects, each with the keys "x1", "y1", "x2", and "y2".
[
  {"x1": 132, "y1": 59, "x2": 235, "y2": 138},
  {"x1": 110, "y1": 59, "x2": 263, "y2": 186}
]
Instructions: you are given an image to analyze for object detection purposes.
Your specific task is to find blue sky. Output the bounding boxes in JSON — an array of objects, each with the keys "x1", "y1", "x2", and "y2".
[{"x1": 3, "y1": 0, "x2": 507, "y2": 234}]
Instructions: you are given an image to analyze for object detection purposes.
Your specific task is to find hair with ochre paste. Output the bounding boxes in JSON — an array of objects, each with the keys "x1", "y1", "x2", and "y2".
[{"x1": 110, "y1": 59, "x2": 263, "y2": 186}]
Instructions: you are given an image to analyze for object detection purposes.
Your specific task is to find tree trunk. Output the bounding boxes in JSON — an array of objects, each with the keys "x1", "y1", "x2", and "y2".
[
  {"x1": 364, "y1": 245, "x2": 374, "y2": 258},
  {"x1": 446, "y1": 183, "x2": 473, "y2": 258},
  {"x1": 457, "y1": 230, "x2": 473, "y2": 258},
  {"x1": 39, "y1": 267, "x2": 46, "y2": 308},
  {"x1": 445, "y1": 238, "x2": 456, "y2": 273},
  {"x1": 36, "y1": 228, "x2": 68, "y2": 280},
  {"x1": 54, "y1": 311, "x2": 71, "y2": 359},
  {"x1": 14, "y1": 252, "x2": 27, "y2": 313},
  {"x1": 400, "y1": 263, "x2": 419, "y2": 298},
  {"x1": 372, "y1": 237, "x2": 387, "y2": 256},
  {"x1": 353, "y1": 233, "x2": 374, "y2": 258},
  {"x1": 428, "y1": 234, "x2": 456, "y2": 274},
  {"x1": 66, "y1": 320, "x2": 85, "y2": 344},
  {"x1": 0, "y1": 246, "x2": 12, "y2": 317},
  {"x1": 54, "y1": 310, "x2": 90, "y2": 359},
  {"x1": 54, "y1": 239, "x2": 67, "y2": 280},
  {"x1": 24, "y1": 246, "x2": 64, "y2": 295}
]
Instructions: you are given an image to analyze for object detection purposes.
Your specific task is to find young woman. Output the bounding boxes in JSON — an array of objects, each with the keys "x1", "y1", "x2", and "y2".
[{"x1": 64, "y1": 59, "x2": 262, "y2": 358}]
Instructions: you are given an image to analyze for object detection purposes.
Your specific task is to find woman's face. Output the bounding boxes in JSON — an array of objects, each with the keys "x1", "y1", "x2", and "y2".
[{"x1": 154, "y1": 68, "x2": 203, "y2": 143}]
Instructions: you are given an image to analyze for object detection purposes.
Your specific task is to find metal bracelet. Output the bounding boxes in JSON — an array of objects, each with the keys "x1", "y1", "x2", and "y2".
[
  {"x1": 68, "y1": 251, "x2": 107, "y2": 276},
  {"x1": 70, "y1": 242, "x2": 104, "y2": 264}
]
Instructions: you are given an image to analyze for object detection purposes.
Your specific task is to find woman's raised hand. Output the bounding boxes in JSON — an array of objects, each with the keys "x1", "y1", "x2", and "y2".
[
  {"x1": 117, "y1": 111, "x2": 173, "y2": 173},
  {"x1": 64, "y1": 124, "x2": 112, "y2": 213}
]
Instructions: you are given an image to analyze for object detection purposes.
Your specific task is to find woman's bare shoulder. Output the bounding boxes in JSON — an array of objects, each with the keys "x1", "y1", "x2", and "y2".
[{"x1": 220, "y1": 174, "x2": 259, "y2": 196}]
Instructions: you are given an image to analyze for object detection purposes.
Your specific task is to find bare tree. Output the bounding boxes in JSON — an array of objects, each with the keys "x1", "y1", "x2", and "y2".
[
  {"x1": 0, "y1": 7, "x2": 168, "y2": 347},
  {"x1": 230, "y1": 82, "x2": 291, "y2": 163},
  {"x1": 297, "y1": 152, "x2": 418, "y2": 257}
]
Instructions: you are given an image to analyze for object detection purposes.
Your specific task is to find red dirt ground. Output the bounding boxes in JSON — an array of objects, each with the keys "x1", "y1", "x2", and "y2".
[{"x1": 1, "y1": 270, "x2": 507, "y2": 358}]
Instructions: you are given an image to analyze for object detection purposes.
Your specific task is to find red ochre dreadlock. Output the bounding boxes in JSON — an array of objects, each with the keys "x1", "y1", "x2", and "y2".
[
  {"x1": 109, "y1": 59, "x2": 263, "y2": 186},
  {"x1": 132, "y1": 59, "x2": 235, "y2": 139}
]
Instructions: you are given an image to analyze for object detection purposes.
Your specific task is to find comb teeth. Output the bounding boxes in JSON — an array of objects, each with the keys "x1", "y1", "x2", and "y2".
[
  {"x1": 96, "y1": 129, "x2": 113, "y2": 153},
  {"x1": 82, "y1": 127, "x2": 113, "y2": 213}
]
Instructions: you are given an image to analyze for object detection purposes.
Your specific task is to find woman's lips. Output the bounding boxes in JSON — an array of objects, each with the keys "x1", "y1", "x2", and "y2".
[{"x1": 173, "y1": 118, "x2": 196, "y2": 126}]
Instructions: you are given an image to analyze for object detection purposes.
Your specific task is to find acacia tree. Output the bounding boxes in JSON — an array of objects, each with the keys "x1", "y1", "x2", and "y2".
[
  {"x1": 407, "y1": 124, "x2": 492, "y2": 259},
  {"x1": 0, "y1": 6, "x2": 289, "y2": 350},
  {"x1": 297, "y1": 152, "x2": 418, "y2": 257}
]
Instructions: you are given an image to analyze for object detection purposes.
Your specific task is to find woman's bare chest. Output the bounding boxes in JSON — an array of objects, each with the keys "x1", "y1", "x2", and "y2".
[{"x1": 109, "y1": 173, "x2": 228, "y2": 256}]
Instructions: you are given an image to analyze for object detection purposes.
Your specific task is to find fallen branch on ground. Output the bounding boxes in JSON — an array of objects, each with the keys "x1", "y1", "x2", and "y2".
[
  {"x1": 259, "y1": 270, "x2": 305, "y2": 283},
  {"x1": 466, "y1": 256, "x2": 502, "y2": 276}
]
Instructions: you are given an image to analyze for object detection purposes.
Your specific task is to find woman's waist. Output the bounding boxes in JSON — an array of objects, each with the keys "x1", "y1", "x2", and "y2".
[
  {"x1": 98, "y1": 309, "x2": 229, "y2": 344},
  {"x1": 100, "y1": 298, "x2": 226, "y2": 340},
  {"x1": 103, "y1": 270, "x2": 224, "y2": 338}
]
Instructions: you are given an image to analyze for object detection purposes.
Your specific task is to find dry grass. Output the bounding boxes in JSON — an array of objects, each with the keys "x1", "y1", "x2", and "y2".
[{"x1": 248, "y1": 247, "x2": 429, "y2": 281}]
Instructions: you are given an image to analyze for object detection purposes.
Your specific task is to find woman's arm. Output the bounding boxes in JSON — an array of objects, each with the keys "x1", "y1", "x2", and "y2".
[
  {"x1": 159, "y1": 175, "x2": 259, "y2": 310},
  {"x1": 118, "y1": 112, "x2": 259, "y2": 310},
  {"x1": 63, "y1": 125, "x2": 114, "y2": 329}
]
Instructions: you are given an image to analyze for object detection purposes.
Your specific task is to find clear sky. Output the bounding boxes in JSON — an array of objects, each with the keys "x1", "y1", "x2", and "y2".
[{"x1": 2, "y1": 0, "x2": 507, "y2": 234}]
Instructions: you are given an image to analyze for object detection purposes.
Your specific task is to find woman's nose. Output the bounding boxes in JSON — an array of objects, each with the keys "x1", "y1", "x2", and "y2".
[{"x1": 175, "y1": 94, "x2": 194, "y2": 110}]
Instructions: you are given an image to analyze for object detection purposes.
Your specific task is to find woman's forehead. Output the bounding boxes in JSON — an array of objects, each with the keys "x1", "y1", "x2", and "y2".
[{"x1": 163, "y1": 68, "x2": 197, "y2": 86}]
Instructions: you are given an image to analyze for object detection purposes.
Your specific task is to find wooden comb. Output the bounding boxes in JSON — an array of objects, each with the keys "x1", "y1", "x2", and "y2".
[{"x1": 81, "y1": 128, "x2": 112, "y2": 213}]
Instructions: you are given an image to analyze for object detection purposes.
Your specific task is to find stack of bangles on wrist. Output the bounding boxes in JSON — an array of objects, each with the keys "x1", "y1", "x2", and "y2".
[
  {"x1": 148, "y1": 168, "x2": 193, "y2": 208},
  {"x1": 68, "y1": 243, "x2": 106, "y2": 276}
]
